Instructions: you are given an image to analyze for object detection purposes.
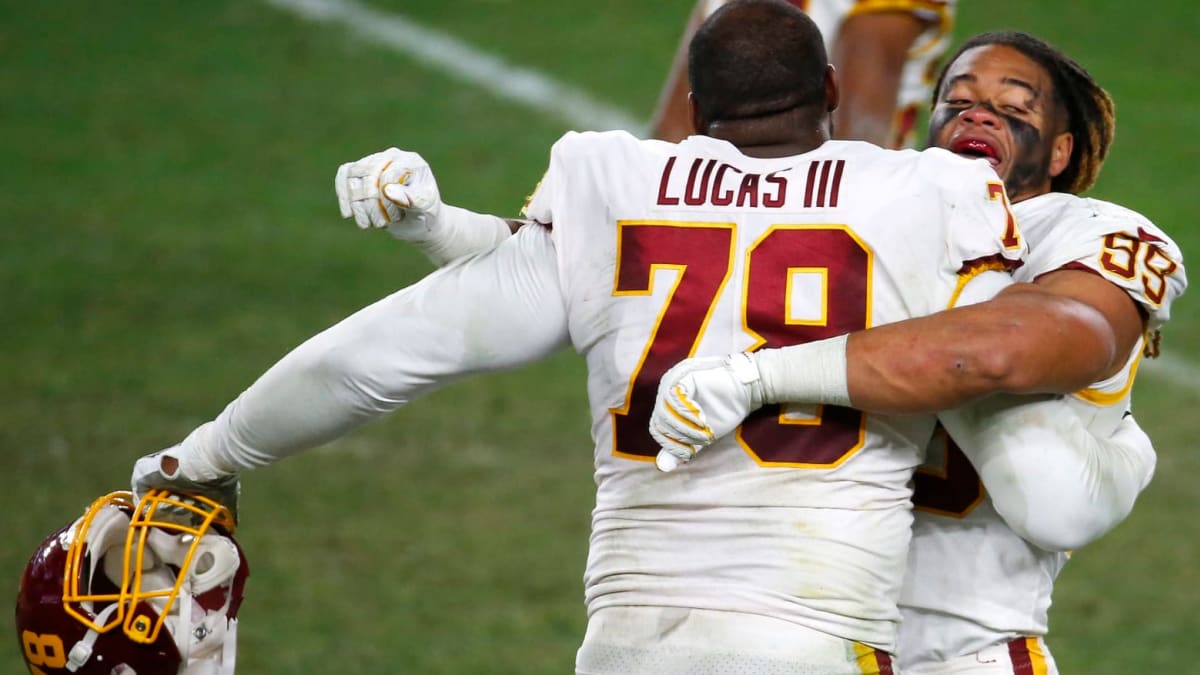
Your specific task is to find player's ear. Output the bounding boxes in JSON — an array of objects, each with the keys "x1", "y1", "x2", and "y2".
[
  {"x1": 824, "y1": 64, "x2": 840, "y2": 112},
  {"x1": 1049, "y1": 131, "x2": 1073, "y2": 179},
  {"x1": 689, "y1": 92, "x2": 706, "y2": 135}
]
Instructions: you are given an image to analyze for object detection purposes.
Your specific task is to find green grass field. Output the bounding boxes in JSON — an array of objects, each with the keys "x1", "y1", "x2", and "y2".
[{"x1": 4, "y1": 1, "x2": 1197, "y2": 673}]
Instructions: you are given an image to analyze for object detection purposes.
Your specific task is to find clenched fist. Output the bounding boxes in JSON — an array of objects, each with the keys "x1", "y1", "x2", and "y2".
[
  {"x1": 649, "y1": 352, "x2": 766, "y2": 472},
  {"x1": 334, "y1": 147, "x2": 442, "y2": 233}
]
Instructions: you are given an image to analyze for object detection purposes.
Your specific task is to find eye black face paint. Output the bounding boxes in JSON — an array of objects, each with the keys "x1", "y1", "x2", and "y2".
[
  {"x1": 925, "y1": 107, "x2": 957, "y2": 149},
  {"x1": 1002, "y1": 113, "x2": 1054, "y2": 200},
  {"x1": 927, "y1": 101, "x2": 1055, "y2": 201}
]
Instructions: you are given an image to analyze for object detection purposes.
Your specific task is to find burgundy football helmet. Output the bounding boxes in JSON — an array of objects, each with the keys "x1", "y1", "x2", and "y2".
[{"x1": 15, "y1": 490, "x2": 248, "y2": 674}]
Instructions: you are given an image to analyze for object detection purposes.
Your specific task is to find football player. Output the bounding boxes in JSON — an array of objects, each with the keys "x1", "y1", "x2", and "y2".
[
  {"x1": 331, "y1": 24, "x2": 1185, "y2": 675},
  {"x1": 131, "y1": 2, "x2": 1056, "y2": 671},
  {"x1": 651, "y1": 0, "x2": 958, "y2": 148},
  {"x1": 650, "y1": 30, "x2": 1187, "y2": 674}
]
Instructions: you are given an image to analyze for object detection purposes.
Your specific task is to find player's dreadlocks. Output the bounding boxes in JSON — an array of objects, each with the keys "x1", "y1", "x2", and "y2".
[
  {"x1": 689, "y1": 0, "x2": 827, "y2": 122},
  {"x1": 932, "y1": 31, "x2": 1115, "y2": 195}
]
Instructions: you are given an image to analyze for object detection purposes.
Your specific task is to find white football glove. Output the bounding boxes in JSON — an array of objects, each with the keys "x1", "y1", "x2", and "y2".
[
  {"x1": 334, "y1": 147, "x2": 442, "y2": 235},
  {"x1": 132, "y1": 446, "x2": 240, "y2": 525},
  {"x1": 650, "y1": 352, "x2": 766, "y2": 472}
]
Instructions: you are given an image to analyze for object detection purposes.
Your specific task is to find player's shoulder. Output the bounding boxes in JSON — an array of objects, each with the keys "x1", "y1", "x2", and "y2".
[
  {"x1": 1015, "y1": 192, "x2": 1186, "y2": 324},
  {"x1": 820, "y1": 140, "x2": 965, "y2": 173},
  {"x1": 1020, "y1": 193, "x2": 1182, "y2": 255},
  {"x1": 550, "y1": 129, "x2": 664, "y2": 156},
  {"x1": 914, "y1": 146, "x2": 996, "y2": 178},
  {"x1": 548, "y1": 130, "x2": 672, "y2": 173},
  {"x1": 909, "y1": 147, "x2": 1005, "y2": 197},
  {"x1": 825, "y1": 143, "x2": 1002, "y2": 205},
  {"x1": 1023, "y1": 192, "x2": 1149, "y2": 226},
  {"x1": 1079, "y1": 197, "x2": 1173, "y2": 241}
]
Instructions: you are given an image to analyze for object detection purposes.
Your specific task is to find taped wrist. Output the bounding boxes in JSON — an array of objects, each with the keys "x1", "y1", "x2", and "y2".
[
  {"x1": 752, "y1": 334, "x2": 851, "y2": 408},
  {"x1": 391, "y1": 204, "x2": 512, "y2": 267}
]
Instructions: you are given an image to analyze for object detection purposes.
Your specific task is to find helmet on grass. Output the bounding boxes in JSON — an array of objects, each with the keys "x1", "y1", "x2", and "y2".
[{"x1": 15, "y1": 490, "x2": 247, "y2": 674}]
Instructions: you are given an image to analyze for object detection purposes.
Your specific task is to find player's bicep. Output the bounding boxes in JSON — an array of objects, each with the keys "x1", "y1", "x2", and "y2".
[
  {"x1": 193, "y1": 225, "x2": 569, "y2": 466},
  {"x1": 384, "y1": 223, "x2": 568, "y2": 376},
  {"x1": 1022, "y1": 268, "x2": 1143, "y2": 376},
  {"x1": 306, "y1": 224, "x2": 568, "y2": 400}
]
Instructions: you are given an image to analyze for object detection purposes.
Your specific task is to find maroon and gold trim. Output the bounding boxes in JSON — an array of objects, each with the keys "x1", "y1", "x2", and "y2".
[
  {"x1": 848, "y1": 0, "x2": 955, "y2": 49},
  {"x1": 946, "y1": 256, "x2": 1020, "y2": 310},
  {"x1": 853, "y1": 642, "x2": 896, "y2": 674},
  {"x1": 1007, "y1": 637, "x2": 1051, "y2": 675}
]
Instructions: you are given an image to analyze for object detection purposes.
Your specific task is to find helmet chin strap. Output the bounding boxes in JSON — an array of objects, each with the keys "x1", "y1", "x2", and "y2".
[
  {"x1": 179, "y1": 621, "x2": 236, "y2": 675},
  {"x1": 173, "y1": 587, "x2": 194, "y2": 663},
  {"x1": 144, "y1": 523, "x2": 241, "y2": 671},
  {"x1": 67, "y1": 588, "x2": 198, "y2": 673},
  {"x1": 70, "y1": 584, "x2": 236, "y2": 675},
  {"x1": 176, "y1": 605, "x2": 238, "y2": 675},
  {"x1": 221, "y1": 618, "x2": 238, "y2": 675},
  {"x1": 66, "y1": 602, "x2": 121, "y2": 672}
]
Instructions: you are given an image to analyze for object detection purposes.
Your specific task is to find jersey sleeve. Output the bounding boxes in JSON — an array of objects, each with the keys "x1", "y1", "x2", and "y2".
[
  {"x1": 1024, "y1": 202, "x2": 1187, "y2": 329},
  {"x1": 179, "y1": 225, "x2": 570, "y2": 473},
  {"x1": 938, "y1": 394, "x2": 1156, "y2": 551},
  {"x1": 521, "y1": 131, "x2": 581, "y2": 226},
  {"x1": 923, "y1": 150, "x2": 1028, "y2": 310}
]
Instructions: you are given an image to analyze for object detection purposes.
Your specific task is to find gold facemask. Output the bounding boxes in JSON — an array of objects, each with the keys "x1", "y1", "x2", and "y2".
[{"x1": 62, "y1": 489, "x2": 237, "y2": 644}]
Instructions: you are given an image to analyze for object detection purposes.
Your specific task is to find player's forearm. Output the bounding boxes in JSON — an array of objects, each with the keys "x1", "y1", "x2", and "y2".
[
  {"x1": 753, "y1": 284, "x2": 1120, "y2": 414},
  {"x1": 649, "y1": 0, "x2": 705, "y2": 142},
  {"x1": 830, "y1": 12, "x2": 926, "y2": 146},
  {"x1": 844, "y1": 286, "x2": 1120, "y2": 413},
  {"x1": 173, "y1": 290, "x2": 467, "y2": 475},
  {"x1": 391, "y1": 204, "x2": 513, "y2": 266},
  {"x1": 939, "y1": 397, "x2": 1155, "y2": 551}
]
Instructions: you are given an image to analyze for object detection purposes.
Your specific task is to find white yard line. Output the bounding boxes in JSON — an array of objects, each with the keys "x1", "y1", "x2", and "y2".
[
  {"x1": 1141, "y1": 352, "x2": 1200, "y2": 395},
  {"x1": 263, "y1": 0, "x2": 645, "y2": 134},
  {"x1": 265, "y1": 0, "x2": 1197, "y2": 394}
]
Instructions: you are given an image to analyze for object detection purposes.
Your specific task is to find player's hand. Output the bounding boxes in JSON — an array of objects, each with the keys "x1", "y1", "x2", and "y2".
[
  {"x1": 650, "y1": 352, "x2": 766, "y2": 472},
  {"x1": 334, "y1": 147, "x2": 442, "y2": 232},
  {"x1": 131, "y1": 446, "x2": 240, "y2": 524}
]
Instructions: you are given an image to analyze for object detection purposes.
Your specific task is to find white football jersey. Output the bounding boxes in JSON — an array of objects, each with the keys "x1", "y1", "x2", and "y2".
[
  {"x1": 703, "y1": 0, "x2": 957, "y2": 147},
  {"x1": 899, "y1": 192, "x2": 1187, "y2": 671},
  {"x1": 523, "y1": 130, "x2": 1023, "y2": 657}
]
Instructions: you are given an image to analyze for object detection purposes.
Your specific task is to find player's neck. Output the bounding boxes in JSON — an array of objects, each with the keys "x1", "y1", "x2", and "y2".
[{"x1": 702, "y1": 108, "x2": 831, "y2": 158}]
